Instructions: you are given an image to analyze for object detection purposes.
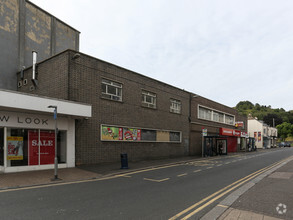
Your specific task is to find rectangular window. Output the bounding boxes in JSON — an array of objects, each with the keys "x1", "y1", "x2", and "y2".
[
  {"x1": 198, "y1": 106, "x2": 211, "y2": 120},
  {"x1": 142, "y1": 90, "x2": 156, "y2": 109},
  {"x1": 101, "y1": 79, "x2": 122, "y2": 101},
  {"x1": 170, "y1": 132, "x2": 181, "y2": 142},
  {"x1": 170, "y1": 99, "x2": 181, "y2": 114},
  {"x1": 198, "y1": 105, "x2": 234, "y2": 125},
  {"x1": 225, "y1": 115, "x2": 234, "y2": 125},
  {"x1": 6, "y1": 128, "x2": 66, "y2": 167},
  {"x1": 213, "y1": 111, "x2": 224, "y2": 123}
]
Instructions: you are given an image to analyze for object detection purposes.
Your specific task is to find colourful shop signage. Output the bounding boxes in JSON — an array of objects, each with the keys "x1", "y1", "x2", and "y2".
[
  {"x1": 241, "y1": 132, "x2": 248, "y2": 138},
  {"x1": 101, "y1": 125, "x2": 181, "y2": 142},
  {"x1": 7, "y1": 136, "x2": 23, "y2": 160},
  {"x1": 235, "y1": 121, "x2": 244, "y2": 128},
  {"x1": 28, "y1": 131, "x2": 55, "y2": 165},
  {"x1": 219, "y1": 128, "x2": 241, "y2": 137},
  {"x1": 258, "y1": 132, "x2": 261, "y2": 142}
]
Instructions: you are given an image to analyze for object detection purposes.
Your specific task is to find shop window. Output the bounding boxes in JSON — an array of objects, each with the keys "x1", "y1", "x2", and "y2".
[
  {"x1": 141, "y1": 129, "x2": 157, "y2": 141},
  {"x1": 7, "y1": 129, "x2": 29, "y2": 167},
  {"x1": 101, "y1": 79, "x2": 122, "y2": 101},
  {"x1": 170, "y1": 132, "x2": 181, "y2": 142},
  {"x1": 101, "y1": 124, "x2": 181, "y2": 143},
  {"x1": 170, "y1": 99, "x2": 181, "y2": 114},
  {"x1": 141, "y1": 90, "x2": 156, "y2": 109},
  {"x1": 6, "y1": 128, "x2": 66, "y2": 167}
]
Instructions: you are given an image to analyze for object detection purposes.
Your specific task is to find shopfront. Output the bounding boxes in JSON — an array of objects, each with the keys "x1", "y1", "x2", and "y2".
[
  {"x1": 0, "y1": 90, "x2": 91, "y2": 173},
  {"x1": 204, "y1": 136, "x2": 228, "y2": 156},
  {"x1": 219, "y1": 128, "x2": 245, "y2": 153}
]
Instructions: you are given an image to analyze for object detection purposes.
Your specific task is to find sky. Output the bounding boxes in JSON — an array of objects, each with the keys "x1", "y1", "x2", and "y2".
[{"x1": 30, "y1": 0, "x2": 293, "y2": 111}]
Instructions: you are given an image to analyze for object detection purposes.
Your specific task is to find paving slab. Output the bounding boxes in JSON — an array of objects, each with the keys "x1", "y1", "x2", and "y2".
[
  {"x1": 226, "y1": 160, "x2": 293, "y2": 220},
  {"x1": 0, "y1": 168, "x2": 99, "y2": 189}
]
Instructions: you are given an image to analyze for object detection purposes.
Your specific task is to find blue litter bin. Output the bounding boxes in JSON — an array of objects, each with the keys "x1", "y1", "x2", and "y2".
[{"x1": 120, "y1": 153, "x2": 128, "y2": 169}]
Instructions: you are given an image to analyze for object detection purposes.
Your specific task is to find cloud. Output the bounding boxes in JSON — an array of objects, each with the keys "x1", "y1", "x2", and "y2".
[{"x1": 30, "y1": 0, "x2": 293, "y2": 110}]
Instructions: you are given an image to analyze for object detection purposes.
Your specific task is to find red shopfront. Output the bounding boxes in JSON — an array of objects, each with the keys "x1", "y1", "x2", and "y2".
[{"x1": 219, "y1": 128, "x2": 241, "y2": 153}]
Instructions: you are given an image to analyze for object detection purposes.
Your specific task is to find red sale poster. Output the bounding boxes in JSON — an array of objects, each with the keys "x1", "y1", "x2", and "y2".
[{"x1": 28, "y1": 131, "x2": 55, "y2": 165}]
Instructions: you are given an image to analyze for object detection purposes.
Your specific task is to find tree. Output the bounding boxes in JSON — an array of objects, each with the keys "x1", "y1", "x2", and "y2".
[
  {"x1": 263, "y1": 114, "x2": 283, "y2": 127},
  {"x1": 235, "y1": 101, "x2": 254, "y2": 110},
  {"x1": 276, "y1": 122, "x2": 293, "y2": 140}
]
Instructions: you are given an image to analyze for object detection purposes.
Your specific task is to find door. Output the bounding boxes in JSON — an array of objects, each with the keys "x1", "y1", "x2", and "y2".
[{"x1": 216, "y1": 139, "x2": 227, "y2": 155}]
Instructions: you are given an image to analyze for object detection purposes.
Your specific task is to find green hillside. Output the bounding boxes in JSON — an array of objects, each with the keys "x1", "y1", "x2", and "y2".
[{"x1": 235, "y1": 101, "x2": 293, "y2": 140}]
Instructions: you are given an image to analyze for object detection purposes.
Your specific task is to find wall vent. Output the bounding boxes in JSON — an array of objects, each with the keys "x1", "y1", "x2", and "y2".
[{"x1": 30, "y1": 86, "x2": 35, "y2": 91}]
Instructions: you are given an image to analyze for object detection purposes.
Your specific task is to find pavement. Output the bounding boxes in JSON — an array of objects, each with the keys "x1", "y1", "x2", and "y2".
[{"x1": 0, "y1": 148, "x2": 292, "y2": 220}]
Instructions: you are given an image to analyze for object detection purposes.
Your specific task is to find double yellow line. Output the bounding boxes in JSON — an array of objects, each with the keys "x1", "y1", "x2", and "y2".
[{"x1": 169, "y1": 156, "x2": 293, "y2": 220}]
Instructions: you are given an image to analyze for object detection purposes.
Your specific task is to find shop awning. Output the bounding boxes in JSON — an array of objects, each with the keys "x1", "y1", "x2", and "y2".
[{"x1": 0, "y1": 89, "x2": 91, "y2": 118}]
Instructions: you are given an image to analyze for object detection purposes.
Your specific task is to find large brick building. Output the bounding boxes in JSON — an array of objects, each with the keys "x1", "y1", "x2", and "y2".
[
  {"x1": 1, "y1": 0, "x2": 248, "y2": 172},
  {"x1": 17, "y1": 50, "x2": 191, "y2": 164},
  {"x1": 190, "y1": 95, "x2": 248, "y2": 156}
]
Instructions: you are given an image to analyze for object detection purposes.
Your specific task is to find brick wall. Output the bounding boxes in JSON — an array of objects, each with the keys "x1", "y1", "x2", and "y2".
[
  {"x1": 17, "y1": 52, "x2": 69, "y2": 100},
  {"x1": 189, "y1": 95, "x2": 248, "y2": 155},
  {"x1": 18, "y1": 50, "x2": 191, "y2": 164}
]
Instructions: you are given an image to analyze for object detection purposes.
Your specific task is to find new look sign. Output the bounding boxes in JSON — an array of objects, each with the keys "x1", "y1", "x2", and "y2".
[{"x1": 0, "y1": 111, "x2": 53, "y2": 129}]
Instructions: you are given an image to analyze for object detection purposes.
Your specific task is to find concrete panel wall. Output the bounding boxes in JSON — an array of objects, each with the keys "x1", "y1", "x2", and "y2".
[
  {"x1": 0, "y1": 0, "x2": 79, "y2": 91},
  {"x1": 24, "y1": 2, "x2": 51, "y2": 66},
  {"x1": 0, "y1": 0, "x2": 19, "y2": 90},
  {"x1": 55, "y1": 20, "x2": 79, "y2": 54}
]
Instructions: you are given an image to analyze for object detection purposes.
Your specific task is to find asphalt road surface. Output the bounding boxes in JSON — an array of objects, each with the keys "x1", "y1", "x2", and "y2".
[{"x1": 1, "y1": 148, "x2": 293, "y2": 220}]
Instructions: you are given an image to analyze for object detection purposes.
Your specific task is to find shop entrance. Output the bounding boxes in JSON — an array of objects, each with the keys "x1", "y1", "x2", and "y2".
[
  {"x1": 216, "y1": 139, "x2": 227, "y2": 155},
  {"x1": 204, "y1": 136, "x2": 228, "y2": 156},
  {"x1": 0, "y1": 128, "x2": 4, "y2": 167}
]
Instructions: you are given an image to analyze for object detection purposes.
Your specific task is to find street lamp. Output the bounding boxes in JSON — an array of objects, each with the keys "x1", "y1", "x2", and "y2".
[{"x1": 48, "y1": 105, "x2": 60, "y2": 180}]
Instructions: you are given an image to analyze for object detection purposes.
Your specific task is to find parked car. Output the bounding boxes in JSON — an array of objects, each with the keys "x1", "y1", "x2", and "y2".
[
  {"x1": 285, "y1": 142, "x2": 291, "y2": 147},
  {"x1": 279, "y1": 142, "x2": 286, "y2": 147}
]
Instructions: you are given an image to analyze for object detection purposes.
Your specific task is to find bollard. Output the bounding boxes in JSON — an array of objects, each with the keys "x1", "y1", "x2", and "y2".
[{"x1": 120, "y1": 153, "x2": 128, "y2": 169}]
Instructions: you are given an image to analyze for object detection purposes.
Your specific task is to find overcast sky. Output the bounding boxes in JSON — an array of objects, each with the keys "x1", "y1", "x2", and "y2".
[{"x1": 30, "y1": 0, "x2": 293, "y2": 111}]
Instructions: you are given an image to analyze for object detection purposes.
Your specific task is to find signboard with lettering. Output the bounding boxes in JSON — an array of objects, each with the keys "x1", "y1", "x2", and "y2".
[
  {"x1": 202, "y1": 128, "x2": 207, "y2": 136},
  {"x1": 0, "y1": 111, "x2": 68, "y2": 130},
  {"x1": 219, "y1": 128, "x2": 241, "y2": 137},
  {"x1": 235, "y1": 121, "x2": 244, "y2": 128},
  {"x1": 28, "y1": 131, "x2": 55, "y2": 165}
]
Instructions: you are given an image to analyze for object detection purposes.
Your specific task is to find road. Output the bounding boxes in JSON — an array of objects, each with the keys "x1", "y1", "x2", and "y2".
[{"x1": 1, "y1": 148, "x2": 293, "y2": 220}]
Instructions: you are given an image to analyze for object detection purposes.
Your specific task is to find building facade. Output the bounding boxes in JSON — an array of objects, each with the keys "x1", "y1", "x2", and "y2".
[
  {"x1": 0, "y1": 89, "x2": 91, "y2": 173},
  {"x1": 17, "y1": 50, "x2": 191, "y2": 164},
  {"x1": 0, "y1": 0, "x2": 80, "y2": 90},
  {"x1": 190, "y1": 95, "x2": 248, "y2": 156},
  {"x1": 247, "y1": 118, "x2": 277, "y2": 149},
  {"x1": 1, "y1": 1, "x2": 250, "y2": 171}
]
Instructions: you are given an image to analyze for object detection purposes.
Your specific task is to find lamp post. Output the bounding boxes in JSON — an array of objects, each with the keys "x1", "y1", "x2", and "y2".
[{"x1": 48, "y1": 105, "x2": 59, "y2": 180}]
